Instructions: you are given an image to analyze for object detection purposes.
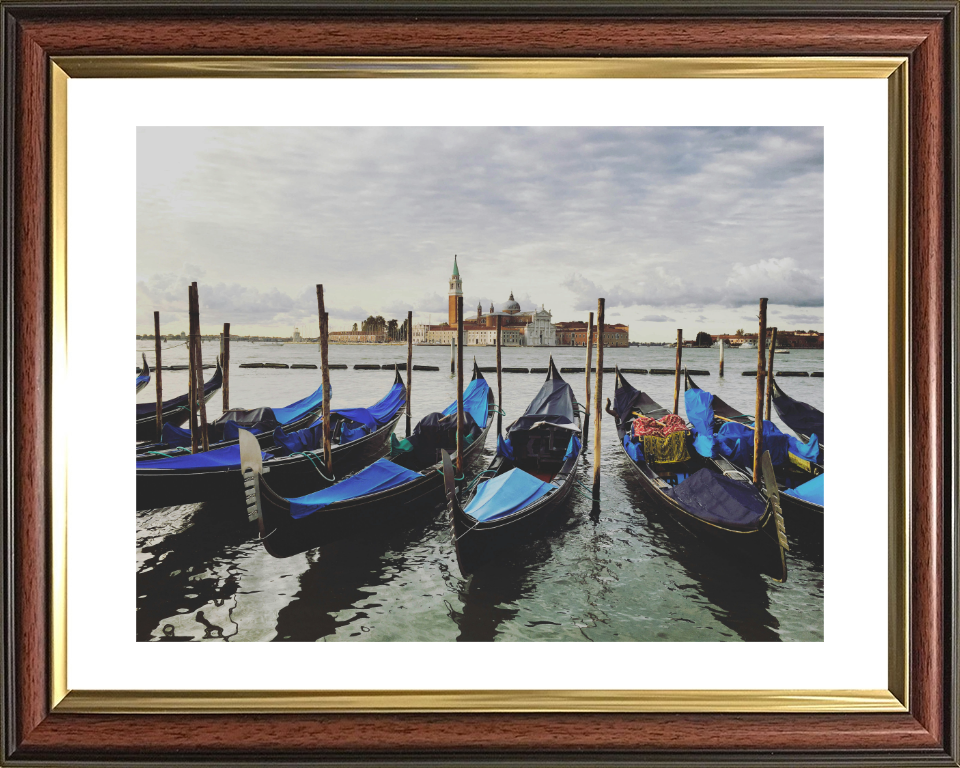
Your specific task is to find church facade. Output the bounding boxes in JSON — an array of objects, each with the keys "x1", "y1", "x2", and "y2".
[{"x1": 415, "y1": 256, "x2": 557, "y2": 346}]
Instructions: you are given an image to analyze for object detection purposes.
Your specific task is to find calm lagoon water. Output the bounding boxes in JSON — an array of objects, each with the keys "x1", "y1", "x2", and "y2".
[{"x1": 136, "y1": 341, "x2": 824, "y2": 643}]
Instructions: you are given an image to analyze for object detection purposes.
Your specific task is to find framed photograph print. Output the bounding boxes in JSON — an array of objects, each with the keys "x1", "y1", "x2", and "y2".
[{"x1": 1, "y1": 1, "x2": 958, "y2": 765}]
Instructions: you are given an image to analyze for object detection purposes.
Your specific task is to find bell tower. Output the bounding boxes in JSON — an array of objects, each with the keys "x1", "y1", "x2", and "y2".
[{"x1": 448, "y1": 254, "x2": 463, "y2": 326}]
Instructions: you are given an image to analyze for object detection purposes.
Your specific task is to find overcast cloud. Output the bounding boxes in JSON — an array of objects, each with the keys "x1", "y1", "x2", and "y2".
[{"x1": 138, "y1": 127, "x2": 823, "y2": 340}]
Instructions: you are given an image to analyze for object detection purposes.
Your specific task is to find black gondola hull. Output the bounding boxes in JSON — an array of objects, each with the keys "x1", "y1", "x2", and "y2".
[
  {"x1": 451, "y1": 460, "x2": 577, "y2": 576},
  {"x1": 135, "y1": 361, "x2": 223, "y2": 442},
  {"x1": 136, "y1": 411, "x2": 403, "y2": 511},
  {"x1": 256, "y1": 392, "x2": 495, "y2": 557}
]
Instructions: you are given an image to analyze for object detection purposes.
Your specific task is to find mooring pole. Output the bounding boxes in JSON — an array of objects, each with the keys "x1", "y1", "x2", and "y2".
[
  {"x1": 673, "y1": 329, "x2": 683, "y2": 415},
  {"x1": 154, "y1": 311, "x2": 163, "y2": 438},
  {"x1": 450, "y1": 335, "x2": 456, "y2": 375},
  {"x1": 765, "y1": 326, "x2": 778, "y2": 421},
  {"x1": 317, "y1": 285, "x2": 332, "y2": 473},
  {"x1": 191, "y1": 283, "x2": 210, "y2": 452},
  {"x1": 187, "y1": 286, "x2": 197, "y2": 453},
  {"x1": 592, "y1": 299, "x2": 605, "y2": 503},
  {"x1": 719, "y1": 337, "x2": 725, "y2": 378},
  {"x1": 456, "y1": 296, "x2": 464, "y2": 475},
  {"x1": 584, "y1": 311, "x2": 594, "y2": 445},
  {"x1": 753, "y1": 298, "x2": 768, "y2": 484},
  {"x1": 406, "y1": 311, "x2": 413, "y2": 437},
  {"x1": 496, "y1": 314, "x2": 503, "y2": 435},
  {"x1": 222, "y1": 321, "x2": 230, "y2": 413}
]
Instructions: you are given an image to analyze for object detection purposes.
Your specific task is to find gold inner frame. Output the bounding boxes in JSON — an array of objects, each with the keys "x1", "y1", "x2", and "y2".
[{"x1": 48, "y1": 56, "x2": 909, "y2": 714}]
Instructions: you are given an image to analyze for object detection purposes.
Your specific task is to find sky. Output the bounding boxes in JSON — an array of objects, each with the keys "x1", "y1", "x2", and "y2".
[{"x1": 137, "y1": 126, "x2": 823, "y2": 341}]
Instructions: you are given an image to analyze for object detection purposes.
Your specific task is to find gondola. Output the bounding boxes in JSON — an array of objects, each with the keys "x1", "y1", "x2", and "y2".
[
  {"x1": 136, "y1": 369, "x2": 407, "y2": 511},
  {"x1": 770, "y1": 375, "x2": 824, "y2": 452},
  {"x1": 443, "y1": 357, "x2": 582, "y2": 577},
  {"x1": 136, "y1": 353, "x2": 151, "y2": 393},
  {"x1": 136, "y1": 372, "x2": 333, "y2": 457},
  {"x1": 239, "y1": 362, "x2": 494, "y2": 558},
  {"x1": 612, "y1": 367, "x2": 788, "y2": 582},
  {"x1": 135, "y1": 359, "x2": 223, "y2": 442},
  {"x1": 684, "y1": 372, "x2": 823, "y2": 532}
]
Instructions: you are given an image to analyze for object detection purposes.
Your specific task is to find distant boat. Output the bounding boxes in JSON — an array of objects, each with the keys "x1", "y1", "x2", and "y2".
[
  {"x1": 775, "y1": 350, "x2": 790, "y2": 354},
  {"x1": 740, "y1": 340, "x2": 757, "y2": 350},
  {"x1": 711, "y1": 340, "x2": 730, "y2": 349}
]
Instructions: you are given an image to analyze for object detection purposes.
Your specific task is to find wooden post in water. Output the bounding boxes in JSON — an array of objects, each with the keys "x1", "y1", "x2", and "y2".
[
  {"x1": 496, "y1": 314, "x2": 503, "y2": 435},
  {"x1": 672, "y1": 329, "x2": 683, "y2": 415},
  {"x1": 456, "y1": 296, "x2": 464, "y2": 475},
  {"x1": 719, "y1": 337, "x2": 725, "y2": 377},
  {"x1": 405, "y1": 310, "x2": 413, "y2": 437},
  {"x1": 592, "y1": 299, "x2": 605, "y2": 503},
  {"x1": 193, "y1": 284, "x2": 210, "y2": 451},
  {"x1": 765, "y1": 327, "x2": 778, "y2": 421},
  {"x1": 583, "y1": 311, "x2": 594, "y2": 445},
  {"x1": 752, "y1": 298, "x2": 768, "y2": 484},
  {"x1": 450, "y1": 335, "x2": 456, "y2": 375},
  {"x1": 222, "y1": 322, "x2": 230, "y2": 414},
  {"x1": 317, "y1": 285, "x2": 332, "y2": 473},
  {"x1": 154, "y1": 311, "x2": 163, "y2": 438},
  {"x1": 187, "y1": 285, "x2": 199, "y2": 453}
]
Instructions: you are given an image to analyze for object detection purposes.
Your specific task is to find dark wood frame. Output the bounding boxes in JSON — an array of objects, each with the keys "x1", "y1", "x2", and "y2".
[{"x1": 1, "y1": 2, "x2": 957, "y2": 764}]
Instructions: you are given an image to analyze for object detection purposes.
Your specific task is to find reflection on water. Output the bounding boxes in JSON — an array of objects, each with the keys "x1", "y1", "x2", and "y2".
[{"x1": 136, "y1": 343, "x2": 825, "y2": 642}]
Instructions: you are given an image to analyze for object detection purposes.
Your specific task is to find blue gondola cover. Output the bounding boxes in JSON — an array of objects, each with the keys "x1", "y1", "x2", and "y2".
[
  {"x1": 136, "y1": 371, "x2": 150, "y2": 389},
  {"x1": 160, "y1": 422, "x2": 193, "y2": 448},
  {"x1": 135, "y1": 444, "x2": 273, "y2": 470},
  {"x1": 288, "y1": 458, "x2": 422, "y2": 519},
  {"x1": 463, "y1": 467, "x2": 553, "y2": 523},
  {"x1": 784, "y1": 473, "x2": 824, "y2": 506},
  {"x1": 366, "y1": 382, "x2": 407, "y2": 426},
  {"x1": 564, "y1": 435, "x2": 582, "y2": 460},
  {"x1": 622, "y1": 433, "x2": 644, "y2": 462},
  {"x1": 665, "y1": 468, "x2": 766, "y2": 531},
  {"x1": 442, "y1": 377, "x2": 491, "y2": 428},
  {"x1": 270, "y1": 383, "x2": 328, "y2": 425},
  {"x1": 684, "y1": 388, "x2": 717, "y2": 458},
  {"x1": 497, "y1": 434, "x2": 515, "y2": 460}
]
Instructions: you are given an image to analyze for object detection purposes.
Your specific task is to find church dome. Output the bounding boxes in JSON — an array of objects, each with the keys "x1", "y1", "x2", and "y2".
[{"x1": 502, "y1": 291, "x2": 521, "y2": 313}]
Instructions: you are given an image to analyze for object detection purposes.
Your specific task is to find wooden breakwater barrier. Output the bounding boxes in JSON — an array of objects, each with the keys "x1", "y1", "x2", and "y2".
[
  {"x1": 502, "y1": 367, "x2": 529, "y2": 373},
  {"x1": 811, "y1": 372, "x2": 823, "y2": 377},
  {"x1": 291, "y1": 364, "x2": 317, "y2": 369},
  {"x1": 744, "y1": 370, "x2": 809, "y2": 377},
  {"x1": 651, "y1": 368, "x2": 709, "y2": 375}
]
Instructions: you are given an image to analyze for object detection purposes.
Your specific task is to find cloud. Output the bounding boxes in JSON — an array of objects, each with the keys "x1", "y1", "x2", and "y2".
[
  {"x1": 638, "y1": 314, "x2": 675, "y2": 322},
  {"x1": 138, "y1": 126, "x2": 823, "y2": 333}
]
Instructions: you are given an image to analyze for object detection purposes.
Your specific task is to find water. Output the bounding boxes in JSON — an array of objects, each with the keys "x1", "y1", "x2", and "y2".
[{"x1": 136, "y1": 341, "x2": 824, "y2": 642}]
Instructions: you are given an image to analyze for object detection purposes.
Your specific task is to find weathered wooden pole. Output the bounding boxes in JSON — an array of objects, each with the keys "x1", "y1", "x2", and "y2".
[
  {"x1": 317, "y1": 285, "x2": 332, "y2": 473},
  {"x1": 765, "y1": 326, "x2": 778, "y2": 421},
  {"x1": 672, "y1": 329, "x2": 683, "y2": 415},
  {"x1": 592, "y1": 299, "x2": 605, "y2": 502},
  {"x1": 752, "y1": 298, "x2": 768, "y2": 483},
  {"x1": 154, "y1": 311, "x2": 163, "y2": 437},
  {"x1": 187, "y1": 285, "x2": 199, "y2": 453},
  {"x1": 496, "y1": 314, "x2": 503, "y2": 435},
  {"x1": 189, "y1": 283, "x2": 210, "y2": 452},
  {"x1": 583, "y1": 311, "x2": 594, "y2": 445},
  {"x1": 405, "y1": 310, "x2": 413, "y2": 437},
  {"x1": 456, "y1": 296, "x2": 464, "y2": 475},
  {"x1": 719, "y1": 337, "x2": 725, "y2": 377},
  {"x1": 450, "y1": 335, "x2": 456, "y2": 375},
  {"x1": 222, "y1": 321, "x2": 230, "y2": 413}
]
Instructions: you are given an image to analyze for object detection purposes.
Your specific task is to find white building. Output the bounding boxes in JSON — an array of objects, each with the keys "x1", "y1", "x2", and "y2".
[{"x1": 525, "y1": 305, "x2": 556, "y2": 346}]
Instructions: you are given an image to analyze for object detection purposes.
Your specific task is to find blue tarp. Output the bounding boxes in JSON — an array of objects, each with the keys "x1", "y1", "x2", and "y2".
[
  {"x1": 463, "y1": 467, "x2": 553, "y2": 523},
  {"x1": 564, "y1": 435, "x2": 582, "y2": 461},
  {"x1": 136, "y1": 371, "x2": 150, "y2": 389},
  {"x1": 784, "y1": 473, "x2": 824, "y2": 506},
  {"x1": 684, "y1": 388, "x2": 717, "y2": 458},
  {"x1": 442, "y1": 377, "x2": 491, "y2": 429},
  {"x1": 288, "y1": 458, "x2": 421, "y2": 519},
  {"x1": 270, "y1": 383, "x2": 327, "y2": 425},
  {"x1": 716, "y1": 420, "x2": 790, "y2": 468},
  {"x1": 623, "y1": 433, "x2": 644, "y2": 462},
  {"x1": 161, "y1": 422, "x2": 193, "y2": 448},
  {"x1": 790, "y1": 432, "x2": 820, "y2": 462},
  {"x1": 367, "y1": 382, "x2": 407, "y2": 426},
  {"x1": 497, "y1": 434, "x2": 515, "y2": 460},
  {"x1": 136, "y1": 444, "x2": 273, "y2": 470},
  {"x1": 665, "y1": 468, "x2": 766, "y2": 531}
]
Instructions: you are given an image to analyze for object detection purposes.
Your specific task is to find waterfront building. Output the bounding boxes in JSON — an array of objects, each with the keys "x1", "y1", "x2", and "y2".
[{"x1": 555, "y1": 320, "x2": 630, "y2": 347}]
